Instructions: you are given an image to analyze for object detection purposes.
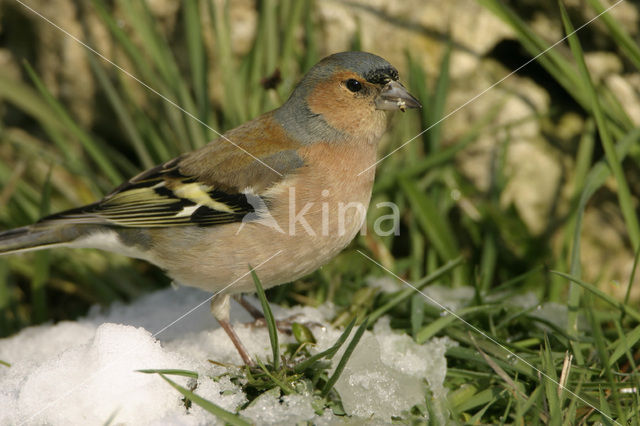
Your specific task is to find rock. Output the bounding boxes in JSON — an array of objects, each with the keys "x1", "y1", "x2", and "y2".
[
  {"x1": 7, "y1": 0, "x2": 97, "y2": 126},
  {"x1": 606, "y1": 74, "x2": 640, "y2": 125},
  {"x1": 501, "y1": 137, "x2": 562, "y2": 235},
  {"x1": 580, "y1": 201, "x2": 640, "y2": 302},
  {"x1": 315, "y1": 0, "x2": 513, "y2": 80},
  {"x1": 585, "y1": 51, "x2": 623, "y2": 82}
]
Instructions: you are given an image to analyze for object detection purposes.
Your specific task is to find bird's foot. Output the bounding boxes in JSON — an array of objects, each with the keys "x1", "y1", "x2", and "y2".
[
  {"x1": 249, "y1": 314, "x2": 303, "y2": 334},
  {"x1": 233, "y1": 295, "x2": 322, "y2": 333}
]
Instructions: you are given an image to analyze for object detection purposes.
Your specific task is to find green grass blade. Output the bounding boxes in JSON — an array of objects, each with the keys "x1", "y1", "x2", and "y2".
[
  {"x1": 0, "y1": 73, "x2": 62, "y2": 131},
  {"x1": 251, "y1": 267, "x2": 279, "y2": 370},
  {"x1": 560, "y1": 1, "x2": 640, "y2": 252},
  {"x1": 607, "y1": 323, "x2": 640, "y2": 368},
  {"x1": 446, "y1": 331, "x2": 536, "y2": 378},
  {"x1": 23, "y1": 62, "x2": 123, "y2": 185},
  {"x1": 451, "y1": 386, "x2": 502, "y2": 413},
  {"x1": 91, "y1": 0, "x2": 162, "y2": 88},
  {"x1": 87, "y1": 53, "x2": 154, "y2": 169},
  {"x1": 92, "y1": 1, "x2": 195, "y2": 151},
  {"x1": 416, "y1": 305, "x2": 496, "y2": 344},
  {"x1": 566, "y1": 126, "x2": 640, "y2": 344},
  {"x1": 597, "y1": 386, "x2": 614, "y2": 425},
  {"x1": 399, "y1": 177, "x2": 458, "y2": 263},
  {"x1": 478, "y1": 0, "x2": 583, "y2": 100},
  {"x1": 552, "y1": 271, "x2": 640, "y2": 323},
  {"x1": 410, "y1": 293, "x2": 425, "y2": 339},
  {"x1": 367, "y1": 256, "x2": 464, "y2": 323},
  {"x1": 158, "y1": 373, "x2": 250, "y2": 425},
  {"x1": 375, "y1": 98, "x2": 504, "y2": 193},
  {"x1": 478, "y1": 231, "x2": 497, "y2": 295},
  {"x1": 585, "y1": 0, "x2": 640, "y2": 69},
  {"x1": 541, "y1": 335, "x2": 561, "y2": 423},
  {"x1": 261, "y1": 0, "x2": 278, "y2": 77},
  {"x1": 479, "y1": 0, "x2": 630, "y2": 135},
  {"x1": 584, "y1": 294, "x2": 623, "y2": 419},
  {"x1": 623, "y1": 246, "x2": 640, "y2": 307},
  {"x1": 118, "y1": 1, "x2": 198, "y2": 150},
  {"x1": 321, "y1": 317, "x2": 368, "y2": 397},
  {"x1": 428, "y1": 41, "x2": 452, "y2": 152},
  {"x1": 407, "y1": 52, "x2": 431, "y2": 148},
  {"x1": 280, "y1": 0, "x2": 304, "y2": 75},
  {"x1": 137, "y1": 369, "x2": 199, "y2": 378},
  {"x1": 301, "y1": 3, "x2": 319, "y2": 72},
  {"x1": 184, "y1": 0, "x2": 209, "y2": 122},
  {"x1": 119, "y1": 1, "x2": 174, "y2": 86},
  {"x1": 294, "y1": 317, "x2": 357, "y2": 373},
  {"x1": 255, "y1": 358, "x2": 295, "y2": 394},
  {"x1": 209, "y1": 0, "x2": 248, "y2": 125}
]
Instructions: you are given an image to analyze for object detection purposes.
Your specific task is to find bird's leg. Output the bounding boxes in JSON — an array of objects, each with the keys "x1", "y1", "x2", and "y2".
[
  {"x1": 211, "y1": 294, "x2": 254, "y2": 366},
  {"x1": 217, "y1": 320, "x2": 254, "y2": 367},
  {"x1": 233, "y1": 294, "x2": 264, "y2": 321},
  {"x1": 233, "y1": 294, "x2": 315, "y2": 334}
]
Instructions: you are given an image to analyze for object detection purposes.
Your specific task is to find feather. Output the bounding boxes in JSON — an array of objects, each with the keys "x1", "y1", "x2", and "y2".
[{"x1": 39, "y1": 158, "x2": 259, "y2": 228}]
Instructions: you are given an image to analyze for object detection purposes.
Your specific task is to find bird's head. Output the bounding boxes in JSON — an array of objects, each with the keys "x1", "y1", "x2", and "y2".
[{"x1": 275, "y1": 51, "x2": 421, "y2": 144}]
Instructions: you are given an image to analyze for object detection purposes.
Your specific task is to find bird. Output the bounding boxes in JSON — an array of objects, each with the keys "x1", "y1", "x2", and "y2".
[{"x1": 0, "y1": 51, "x2": 420, "y2": 365}]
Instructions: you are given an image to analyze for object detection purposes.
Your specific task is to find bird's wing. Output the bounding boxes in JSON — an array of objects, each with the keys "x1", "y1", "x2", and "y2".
[
  {"x1": 38, "y1": 110, "x2": 306, "y2": 228},
  {"x1": 40, "y1": 148, "x2": 303, "y2": 228}
]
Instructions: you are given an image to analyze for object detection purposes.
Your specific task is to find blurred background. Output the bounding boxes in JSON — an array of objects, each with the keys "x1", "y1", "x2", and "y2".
[{"x1": 2, "y1": 0, "x2": 640, "y2": 421}]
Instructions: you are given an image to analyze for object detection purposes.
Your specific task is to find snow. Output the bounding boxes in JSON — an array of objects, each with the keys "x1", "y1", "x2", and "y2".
[
  {"x1": 241, "y1": 388, "x2": 317, "y2": 425},
  {"x1": 0, "y1": 286, "x2": 453, "y2": 424},
  {"x1": 334, "y1": 319, "x2": 452, "y2": 422}
]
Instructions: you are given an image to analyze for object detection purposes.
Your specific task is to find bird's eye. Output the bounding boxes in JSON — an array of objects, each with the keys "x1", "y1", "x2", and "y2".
[{"x1": 345, "y1": 79, "x2": 362, "y2": 92}]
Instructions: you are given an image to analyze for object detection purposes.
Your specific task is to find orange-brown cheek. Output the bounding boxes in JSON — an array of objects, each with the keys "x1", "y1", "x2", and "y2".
[{"x1": 306, "y1": 80, "x2": 375, "y2": 136}]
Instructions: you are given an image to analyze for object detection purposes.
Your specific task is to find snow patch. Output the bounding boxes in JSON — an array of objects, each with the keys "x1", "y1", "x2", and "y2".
[{"x1": 0, "y1": 286, "x2": 452, "y2": 424}]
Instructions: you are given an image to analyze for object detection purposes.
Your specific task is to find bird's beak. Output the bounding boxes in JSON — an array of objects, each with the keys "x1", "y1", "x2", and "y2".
[{"x1": 375, "y1": 80, "x2": 422, "y2": 112}]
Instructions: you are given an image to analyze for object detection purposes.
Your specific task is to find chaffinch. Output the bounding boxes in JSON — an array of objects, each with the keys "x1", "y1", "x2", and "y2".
[{"x1": 0, "y1": 51, "x2": 420, "y2": 364}]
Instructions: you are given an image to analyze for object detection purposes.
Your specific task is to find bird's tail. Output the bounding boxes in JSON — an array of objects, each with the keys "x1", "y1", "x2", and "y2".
[{"x1": 0, "y1": 224, "x2": 86, "y2": 255}]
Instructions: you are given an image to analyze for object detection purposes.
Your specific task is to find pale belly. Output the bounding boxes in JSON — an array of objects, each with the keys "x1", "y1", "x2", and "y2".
[{"x1": 148, "y1": 191, "x2": 369, "y2": 294}]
